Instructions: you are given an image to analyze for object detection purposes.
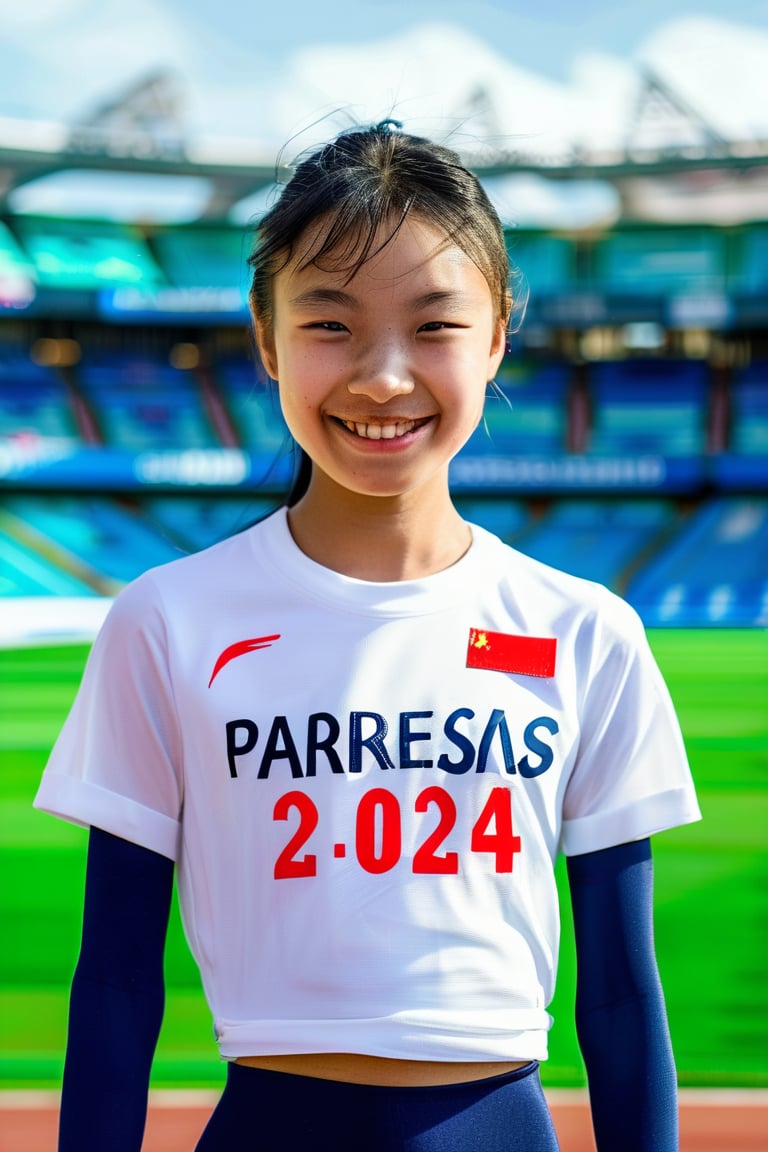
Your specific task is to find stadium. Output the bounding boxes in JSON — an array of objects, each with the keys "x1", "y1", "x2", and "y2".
[{"x1": 0, "y1": 67, "x2": 766, "y2": 1151}]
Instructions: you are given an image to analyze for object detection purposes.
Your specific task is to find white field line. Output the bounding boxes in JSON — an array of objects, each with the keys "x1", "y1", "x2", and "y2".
[
  {"x1": 545, "y1": 1088, "x2": 768, "y2": 1107},
  {"x1": 2, "y1": 1089, "x2": 768, "y2": 1110},
  {"x1": 0, "y1": 597, "x2": 111, "y2": 647}
]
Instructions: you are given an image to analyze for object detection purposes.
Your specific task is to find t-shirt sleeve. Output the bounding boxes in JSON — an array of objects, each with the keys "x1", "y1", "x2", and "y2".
[
  {"x1": 34, "y1": 575, "x2": 182, "y2": 860},
  {"x1": 560, "y1": 597, "x2": 701, "y2": 856}
]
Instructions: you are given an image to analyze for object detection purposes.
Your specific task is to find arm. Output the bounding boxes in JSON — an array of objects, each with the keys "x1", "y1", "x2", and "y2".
[
  {"x1": 567, "y1": 838, "x2": 678, "y2": 1152},
  {"x1": 59, "y1": 826, "x2": 174, "y2": 1152}
]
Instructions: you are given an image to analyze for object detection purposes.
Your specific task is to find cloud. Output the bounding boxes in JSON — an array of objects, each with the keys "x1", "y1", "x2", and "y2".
[
  {"x1": 568, "y1": 52, "x2": 639, "y2": 151},
  {"x1": 0, "y1": 0, "x2": 203, "y2": 123},
  {"x1": 2, "y1": 10, "x2": 767, "y2": 166},
  {"x1": 8, "y1": 170, "x2": 213, "y2": 222},
  {"x1": 639, "y1": 16, "x2": 768, "y2": 139},
  {"x1": 3, "y1": 9, "x2": 764, "y2": 226},
  {"x1": 0, "y1": 0, "x2": 84, "y2": 37},
  {"x1": 185, "y1": 16, "x2": 768, "y2": 160},
  {"x1": 482, "y1": 173, "x2": 620, "y2": 229},
  {"x1": 266, "y1": 23, "x2": 580, "y2": 155}
]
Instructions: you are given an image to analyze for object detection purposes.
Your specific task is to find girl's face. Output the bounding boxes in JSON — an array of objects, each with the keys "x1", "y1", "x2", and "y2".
[{"x1": 254, "y1": 213, "x2": 507, "y2": 505}]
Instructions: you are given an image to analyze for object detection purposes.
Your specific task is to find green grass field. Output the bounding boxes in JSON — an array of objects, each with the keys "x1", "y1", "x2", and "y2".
[{"x1": 1, "y1": 631, "x2": 766, "y2": 1090}]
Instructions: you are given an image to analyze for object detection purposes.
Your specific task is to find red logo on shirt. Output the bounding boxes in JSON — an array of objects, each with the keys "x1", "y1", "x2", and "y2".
[
  {"x1": 466, "y1": 629, "x2": 556, "y2": 678},
  {"x1": 208, "y1": 635, "x2": 281, "y2": 687}
]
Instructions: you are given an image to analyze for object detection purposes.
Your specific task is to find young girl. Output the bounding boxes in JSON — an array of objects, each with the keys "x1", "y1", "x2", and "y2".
[{"x1": 35, "y1": 122, "x2": 700, "y2": 1152}]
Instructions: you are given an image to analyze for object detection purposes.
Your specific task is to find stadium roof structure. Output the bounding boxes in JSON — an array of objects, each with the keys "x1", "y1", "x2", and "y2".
[{"x1": 1, "y1": 71, "x2": 768, "y2": 224}]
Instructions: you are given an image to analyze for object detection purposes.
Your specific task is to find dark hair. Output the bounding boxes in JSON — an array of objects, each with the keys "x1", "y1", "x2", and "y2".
[
  {"x1": 248, "y1": 122, "x2": 513, "y2": 504},
  {"x1": 248, "y1": 121, "x2": 512, "y2": 329}
]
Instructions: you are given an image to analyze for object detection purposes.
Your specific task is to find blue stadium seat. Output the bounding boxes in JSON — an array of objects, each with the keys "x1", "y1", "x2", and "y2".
[
  {"x1": 730, "y1": 362, "x2": 768, "y2": 455},
  {"x1": 594, "y1": 228, "x2": 726, "y2": 295},
  {"x1": 152, "y1": 227, "x2": 250, "y2": 291},
  {"x1": 462, "y1": 362, "x2": 569, "y2": 457},
  {"x1": 215, "y1": 357, "x2": 289, "y2": 455},
  {"x1": 143, "y1": 496, "x2": 277, "y2": 552},
  {"x1": 733, "y1": 225, "x2": 768, "y2": 294},
  {"x1": 0, "y1": 529, "x2": 96, "y2": 596},
  {"x1": 513, "y1": 499, "x2": 673, "y2": 590},
  {"x1": 453, "y1": 497, "x2": 529, "y2": 542},
  {"x1": 76, "y1": 352, "x2": 218, "y2": 449},
  {"x1": 12, "y1": 217, "x2": 163, "y2": 290},
  {"x1": 626, "y1": 498, "x2": 768, "y2": 626},
  {"x1": 1, "y1": 496, "x2": 183, "y2": 586},
  {"x1": 0, "y1": 348, "x2": 79, "y2": 441},
  {"x1": 586, "y1": 360, "x2": 708, "y2": 457},
  {"x1": 506, "y1": 233, "x2": 575, "y2": 295}
]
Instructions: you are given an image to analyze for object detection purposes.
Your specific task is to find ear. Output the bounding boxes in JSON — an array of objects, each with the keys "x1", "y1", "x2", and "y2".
[
  {"x1": 251, "y1": 308, "x2": 279, "y2": 381},
  {"x1": 488, "y1": 316, "x2": 507, "y2": 379}
]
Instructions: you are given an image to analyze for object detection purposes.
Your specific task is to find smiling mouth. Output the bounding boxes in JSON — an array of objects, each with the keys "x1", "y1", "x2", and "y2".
[{"x1": 335, "y1": 417, "x2": 430, "y2": 440}]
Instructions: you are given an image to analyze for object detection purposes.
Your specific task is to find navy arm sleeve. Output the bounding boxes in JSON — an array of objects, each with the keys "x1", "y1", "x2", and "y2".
[
  {"x1": 58, "y1": 826, "x2": 174, "y2": 1152},
  {"x1": 567, "y1": 838, "x2": 678, "y2": 1152}
]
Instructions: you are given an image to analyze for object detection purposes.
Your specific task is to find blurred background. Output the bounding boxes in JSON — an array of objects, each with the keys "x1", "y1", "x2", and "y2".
[{"x1": 0, "y1": 0, "x2": 766, "y2": 1100}]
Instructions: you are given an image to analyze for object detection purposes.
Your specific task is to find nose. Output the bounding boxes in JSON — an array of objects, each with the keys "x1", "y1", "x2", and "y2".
[{"x1": 347, "y1": 339, "x2": 415, "y2": 403}]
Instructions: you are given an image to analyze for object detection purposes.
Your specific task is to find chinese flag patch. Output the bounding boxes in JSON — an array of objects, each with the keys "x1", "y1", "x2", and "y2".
[{"x1": 466, "y1": 628, "x2": 557, "y2": 678}]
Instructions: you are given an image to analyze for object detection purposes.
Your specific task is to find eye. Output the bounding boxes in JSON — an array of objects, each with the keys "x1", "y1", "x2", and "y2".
[
  {"x1": 306, "y1": 321, "x2": 348, "y2": 332},
  {"x1": 418, "y1": 320, "x2": 461, "y2": 333}
]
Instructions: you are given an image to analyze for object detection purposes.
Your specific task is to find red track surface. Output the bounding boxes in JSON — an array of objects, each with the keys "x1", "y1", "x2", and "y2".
[{"x1": 1, "y1": 1090, "x2": 766, "y2": 1151}]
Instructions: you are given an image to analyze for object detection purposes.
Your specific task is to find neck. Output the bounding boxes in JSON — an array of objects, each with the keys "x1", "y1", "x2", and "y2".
[{"x1": 286, "y1": 477, "x2": 471, "y2": 582}]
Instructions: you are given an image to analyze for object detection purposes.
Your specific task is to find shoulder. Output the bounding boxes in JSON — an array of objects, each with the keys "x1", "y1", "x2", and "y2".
[
  {"x1": 100, "y1": 512, "x2": 279, "y2": 642},
  {"x1": 118, "y1": 511, "x2": 277, "y2": 601},
  {"x1": 470, "y1": 522, "x2": 644, "y2": 640}
]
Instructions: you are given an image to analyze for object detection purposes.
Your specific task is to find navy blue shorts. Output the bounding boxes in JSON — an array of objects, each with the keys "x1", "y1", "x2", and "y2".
[{"x1": 195, "y1": 1060, "x2": 560, "y2": 1151}]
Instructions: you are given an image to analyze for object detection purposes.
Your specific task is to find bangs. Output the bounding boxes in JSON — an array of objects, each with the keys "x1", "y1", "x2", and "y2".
[
  {"x1": 293, "y1": 198, "x2": 413, "y2": 283},
  {"x1": 248, "y1": 125, "x2": 512, "y2": 325}
]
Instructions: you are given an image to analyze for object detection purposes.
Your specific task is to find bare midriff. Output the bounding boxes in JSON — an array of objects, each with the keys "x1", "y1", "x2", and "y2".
[{"x1": 234, "y1": 1053, "x2": 528, "y2": 1086}]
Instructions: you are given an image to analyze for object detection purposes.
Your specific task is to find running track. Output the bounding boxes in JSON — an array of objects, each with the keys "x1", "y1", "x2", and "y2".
[{"x1": 1, "y1": 1089, "x2": 766, "y2": 1150}]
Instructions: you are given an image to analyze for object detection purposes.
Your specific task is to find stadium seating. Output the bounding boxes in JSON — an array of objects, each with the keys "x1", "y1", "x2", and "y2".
[
  {"x1": 151, "y1": 227, "x2": 251, "y2": 291},
  {"x1": 10, "y1": 217, "x2": 163, "y2": 290},
  {"x1": 626, "y1": 498, "x2": 768, "y2": 626},
  {"x1": 214, "y1": 356, "x2": 289, "y2": 456},
  {"x1": 513, "y1": 499, "x2": 674, "y2": 590},
  {"x1": 0, "y1": 348, "x2": 80, "y2": 442},
  {"x1": 585, "y1": 360, "x2": 708, "y2": 457},
  {"x1": 1, "y1": 214, "x2": 766, "y2": 628},
  {"x1": 462, "y1": 362, "x2": 570, "y2": 456},
  {"x1": 729, "y1": 362, "x2": 768, "y2": 456},
  {"x1": 734, "y1": 225, "x2": 768, "y2": 294},
  {"x1": 0, "y1": 495, "x2": 182, "y2": 586},
  {"x1": 593, "y1": 228, "x2": 726, "y2": 295},
  {"x1": 452, "y1": 496, "x2": 529, "y2": 543},
  {"x1": 0, "y1": 527, "x2": 96, "y2": 595},
  {"x1": 75, "y1": 351, "x2": 219, "y2": 450},
  {"x1": 143, "y1": 495, "x2": 277, "y2": 552},
  {"x1": 507, "y1": 233, "x2": 575, "y2": 295}
]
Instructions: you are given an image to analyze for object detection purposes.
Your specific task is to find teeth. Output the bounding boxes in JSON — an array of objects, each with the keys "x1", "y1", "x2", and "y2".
[{"x1": 343, "y1": 419, "x2": 417, "y2": 440}]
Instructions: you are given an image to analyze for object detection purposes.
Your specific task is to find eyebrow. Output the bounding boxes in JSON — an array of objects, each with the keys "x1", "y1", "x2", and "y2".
[
  {"x1": 288, "y1": 288, "x2": 359, "y2": 310},
  {"x1": 287, "y1": 287, "x2": 476, "y2": 311},
  {"x1": 411, "y1": 290, "x2": 474, "y2": 311}
]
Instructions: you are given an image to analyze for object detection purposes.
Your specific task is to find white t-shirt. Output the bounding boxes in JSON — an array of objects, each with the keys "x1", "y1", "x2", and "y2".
[{"x1": 35, "y1": 508, "x2": 700, "y2": 1062}]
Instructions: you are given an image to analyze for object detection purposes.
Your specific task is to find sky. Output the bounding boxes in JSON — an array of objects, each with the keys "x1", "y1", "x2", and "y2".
[{"x1": 1, "y1": 1, "x2": 767, "y2": 224}]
